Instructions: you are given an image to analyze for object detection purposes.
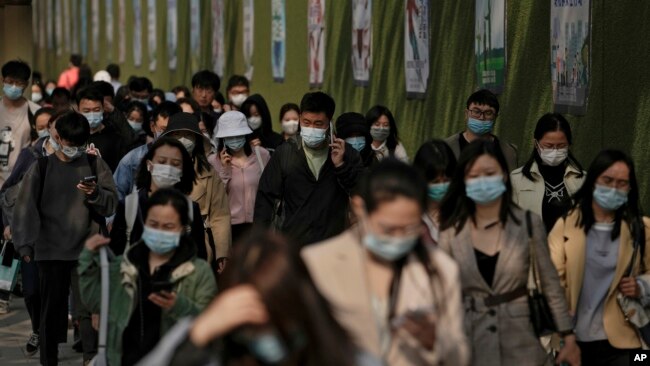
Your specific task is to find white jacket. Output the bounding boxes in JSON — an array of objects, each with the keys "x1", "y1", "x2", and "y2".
[{"x1": 510, "y1": 160, "x2": 585, "y2": 217}]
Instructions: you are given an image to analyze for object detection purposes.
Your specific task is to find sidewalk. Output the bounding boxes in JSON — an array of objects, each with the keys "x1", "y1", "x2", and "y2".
[{"x1": 0, "y1": 296, "x2": 82, "y2": 365}]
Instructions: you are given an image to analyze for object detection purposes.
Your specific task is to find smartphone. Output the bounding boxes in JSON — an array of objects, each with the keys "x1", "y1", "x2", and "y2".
[
  {"x1": 391, "y1": 309, "x2": 433, "y2": 328},
  {"x1": 330, "y1": 121, "x2": 335, "y2": 144},
  {"x1": 151, "y1": 280, "x2": 174, "y2": 293},
  {"x1": 80, "y1": 175, "x2": 97, "y2": 184}
]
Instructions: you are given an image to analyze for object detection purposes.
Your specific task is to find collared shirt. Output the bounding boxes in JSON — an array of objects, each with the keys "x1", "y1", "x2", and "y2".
[{"x1": 303, "y1": 141, "x2": 328, "y2": 180}]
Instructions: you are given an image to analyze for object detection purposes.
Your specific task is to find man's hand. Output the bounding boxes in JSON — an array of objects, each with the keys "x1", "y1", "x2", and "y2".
[{"x1": 330, "y1": 137, "x2": 346, "y2": 168}]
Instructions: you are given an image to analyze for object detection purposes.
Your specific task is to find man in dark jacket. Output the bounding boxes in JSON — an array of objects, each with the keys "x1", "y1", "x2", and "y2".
[{"x1": 254, "y1": 92, "x2": 363, "y2": 246}]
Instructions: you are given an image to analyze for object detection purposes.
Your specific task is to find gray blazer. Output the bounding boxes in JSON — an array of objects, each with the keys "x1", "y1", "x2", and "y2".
[
  {"x1": 444, "y1": 133, "x2": 518, "y2": 173},
  {"x1": 438, "y1": 207, "x2": 572, "y2": 366}
]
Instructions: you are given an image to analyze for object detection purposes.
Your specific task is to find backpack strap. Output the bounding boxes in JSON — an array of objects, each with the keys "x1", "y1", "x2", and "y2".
[{"x1": 124, "y1": 186, "x2": 139, "y2": 250}]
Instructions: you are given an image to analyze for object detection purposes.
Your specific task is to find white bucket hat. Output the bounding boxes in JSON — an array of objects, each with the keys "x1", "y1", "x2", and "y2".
[{"x1": 214, "y1": 111, "x2": 253, "y2": 138}]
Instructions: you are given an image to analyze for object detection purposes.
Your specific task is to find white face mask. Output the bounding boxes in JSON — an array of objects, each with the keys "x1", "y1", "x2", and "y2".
[
  {"x1": 247, "y1": 116, "x2": 263, "y2": 130},
  {"x1": 537, "y1": 144, "x2": 569, "y2": 167},
  {"x1": 148, "y1": 163, "x2": 182, "y2": 188},
  {"x1": 230, "y1": 94, "x2": 248, "y2": 107},
  {"x1": 282, "y1": 120, "x2": 299, "y2": 135}
]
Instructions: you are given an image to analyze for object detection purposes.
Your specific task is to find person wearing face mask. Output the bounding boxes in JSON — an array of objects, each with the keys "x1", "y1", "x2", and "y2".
[
  {"x1": 437, "y1": 140, "x2": 580, "y2": 366},
  {"x1": 209, "y1": 112, "x2": 270, "y2": 244},
  {"x1": 0, "y1": 60, "x2": 42, "y2": 187},
  {"x1": 0, "y1": 110, "x2": 57, "y2": 353},
  {"x1": 76, "y1": 86, "x2": 127, "y2": 172},
  {"x1": 128, "y1": 76, "x2": 154, "y2": 108},
  {"x1": 254, "y1": 92, "x2": 363, "y2": 246},
  {"x1": 27, "y1": 107, "x2": 54, "y2": 144},
  {"x1": 413, "y1": 139, "x2": 457, "y2": 243},
  {"x1": 549, "y1": 150, "x2": 650, "y2": 366},
  {"x1": 336, "y1": 111, "x2": 377, "y2": 167},
  {"x1": 224, "y1": 75, "x2": 250, "y2": 112},
  {"x1": 113, "y1": 102, "x2": 182, "y2": 201},
  {"x1": 123, "y1": 101, "x2": 149, "y2": 148},
  {"x1": 443, "y1": 89, "x2": 518, "y2": 172},
  {"x1": 79, "y1": 188, "x2": 217, "y2": 366},
  {"x1": 366, "y1": 105, "x2": 409, "y2": 163},
  {"x1": 278, "y1": 102, "x2": 301, "y2": 143},
  {"x1": 511, "y1": 113, "x2": 585, "y2": 233},
  {"x1": 162, "y1": 113, "x2": 232, "y2": 273},
  {"x1": 12, "y1": 111, "x2": 118, "y2": 366},
  {"x1": 31, "y1": 81, "x2": 47, "y2": 106},
  {"x1": 302, "y1": 160, "x2": 468, "y2": 365},
  {"x1": 241, "y1": 94, "x2": 284, "y2": 151},
  {"x1": 109, "y1": 137, "x2": 206, "y2": 258}
]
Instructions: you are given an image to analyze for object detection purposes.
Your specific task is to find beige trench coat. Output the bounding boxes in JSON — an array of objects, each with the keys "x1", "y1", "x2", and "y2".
[
  {"x1": 438, "y1": 207, "x2": 573, "y2": 366},
  {"x1": 302, "y1": 228, "x2": 469, "y2": 366}
]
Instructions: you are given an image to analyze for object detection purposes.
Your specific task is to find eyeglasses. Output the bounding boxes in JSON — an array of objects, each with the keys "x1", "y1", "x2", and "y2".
[
  {"x1": 467, "y1": 108, "x2": 497, "y2": 120},
  {"x1": 3, "y1": 78, "x2": 27, "y2": 88}
]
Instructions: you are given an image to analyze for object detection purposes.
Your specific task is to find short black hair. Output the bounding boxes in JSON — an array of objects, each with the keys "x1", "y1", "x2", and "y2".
[
  {"x1": 226, "y1": 75, "x2": 249, "y2": 92},
  {"x1": 279, "y1": 103, "x2": 300, "y2": 121},
  {"x1": 147, "y1": 101, "x2": 182, "y2": 138},
  {"x1": 90, "y1": 81, "x2": 115, "y2": 99},
  {"x1": 1, "y1": 60, "x2": 31, "y2": 81},
  {"x1": 176, "y1": 97, "x2": 201, "y2": 119},
  {"x1": 136, "y1": 137, "x2": 196, "y2": 195},
  {"x1": 466, "y1": 89, "x2": 500, "y2": 115},
  {"x1": 150, "y1": 89, "x2": 166, "y2": 104},
  {"x1": 413, "y1": 139, "x2": 457, "y2": 182},
  {"x1": 75, "y1": 86, "x2": 104, "y2": 105},
  {"x1": 300, "y1": 92, "x2": 335, "y2": 120},
  {"x1": 106, "y1": 63, "x2": 120, "y2": 79},
  {"x1": 125, "y1": 100, "x2": 149, "y2": 124},
  {"x1": 128, "y1": 77, "x2": 153, "y2": 93},
  {"x1": 171, "y1": 85, "x2": 191, "y2": 97},
  {"x1": 70, "y1": 54, "x2": 82, "y2": 67},
  {"x1": 55, "y1": 111, "x2": 90, "y2": 146},
  {"x1": 147, "y1": 188, "x2": 192, "y2": 227},
  {"x1": 191, "y1": 70, "x2": 220, "y2": 93},
  {"x1": 214, "y1": 91, "x2": 225, "y2": 105},
  {"x1": 51, "y1": 87, "x2": 71, "y2": 100}
]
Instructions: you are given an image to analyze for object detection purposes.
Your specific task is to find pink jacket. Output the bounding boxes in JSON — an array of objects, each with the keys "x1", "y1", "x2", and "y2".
[{"x1": 208, "y1": 148, "x2": 270, "y2": 225}]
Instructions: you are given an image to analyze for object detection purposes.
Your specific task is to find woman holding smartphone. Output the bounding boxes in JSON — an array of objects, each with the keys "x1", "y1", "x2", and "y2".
[
  {"x1": 79, "y1": 188, "x2": 217, "y2": 366},
  {"x1": 209, "y1": 111, "x2": 270, "y2": 244},
  {"x1": 301, "y1": 160, "x2": 468, "y2": 365}
]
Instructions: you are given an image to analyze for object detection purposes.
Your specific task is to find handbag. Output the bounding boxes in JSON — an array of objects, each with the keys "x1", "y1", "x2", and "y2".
[
  {"x1": 0, "y1": 239, "x2": 19, "y2": 292},
  {"x1": 616, "y1": 216, "x2": 650, "y2": 347},
  {"x1": 525, "y1": 211, "x2": 557, "y2": 336}
]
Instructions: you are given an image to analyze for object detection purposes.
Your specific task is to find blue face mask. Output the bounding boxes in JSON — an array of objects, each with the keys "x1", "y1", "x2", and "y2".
[
  {"x1": 59, "y1": 141, "x2": 84, "y2": 160},
  {"x1": 300, "y1": 126, "x2": 328, "y2": 148},
  {"x1": 465, "y1": 175, "x2": 506, "y2": 205},
  {"x1": 83, "y1": 111, "x2": 103, "y2": 129},
  {"x1": 141, "y1": 226, "x2": 181, "y2": 254},
  {"x1": 128, "y1": 120, "x2": 143, "y2": 134},
  {"x1": 345, "y1": 136, "x2": 366, "y2": 152},
  {"x1": 49, "y1": 136, "x2": 60, "y2": 151},
  {"x1": 3, "y1": 83, "x2": 24, "y2": 100},
  {"x1": 247, "y1": 332, "x2": 287, "y2": 364},
  {"x1": 593, "y1": 184, "x2": 628, "y2": 212},
  {"x1": 467, "y1": 117, "x2": 494, "y2": 136},
  {"x1": 428, "y1": 182, "x2": 450, "y2": 202},
  {"x1": 224, "y1": 136, "x2": 247, "y2": 151},
  {"x1": 363, "y1": 231, "x2": 419, "y2": 262},
  {"x1": 37, "y1": 129, "x2": 50, "y2": 139}
]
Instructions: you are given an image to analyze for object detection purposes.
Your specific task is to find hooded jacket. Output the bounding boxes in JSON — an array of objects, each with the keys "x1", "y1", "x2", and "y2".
[
  {"x1": 78, "y1": 237, "x2": 217, "y2": 366},
  {"x1": 242, "y1": 94, "x2": 283, "y2": 151}
]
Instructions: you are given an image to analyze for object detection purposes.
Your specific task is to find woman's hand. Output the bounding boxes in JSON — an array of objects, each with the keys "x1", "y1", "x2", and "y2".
[
  {"x1": 619, "y1": 276, "x2": 641, "y2": 298},
  {"x1": 85, "y1": 234, "x2": 111, "y2": 252},
  {"x1": 149, "y1": 291, "x2": 177, "y2": 310},
  {"x1": 399, "y1": 311, "x2": 436, "y2": 351},
  {"x1": 556, "y1": 334, "x2": 581, "y2": 366},
  {"x1": 219, "y1": 149, "x2": 232, "y2": 167},
  {"x1": 189, "y1": 285, "x2": 268, "y2": 347},
  {"x1": 250, "y1": 138, "x2": 262, "y2": 147}
]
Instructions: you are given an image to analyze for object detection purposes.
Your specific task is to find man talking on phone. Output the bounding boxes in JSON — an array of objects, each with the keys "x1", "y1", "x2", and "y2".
[
  {"x1": 12, "y1": 111, "x2": 118, "y2": 366},
  {"x1": 254, "y1": 92, "x2": 363, "y2": 247}
]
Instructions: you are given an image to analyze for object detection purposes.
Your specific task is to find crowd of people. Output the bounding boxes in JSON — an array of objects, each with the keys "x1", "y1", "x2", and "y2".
[{"x1": 0, "y1": 54, "x2": 648, "y2": 366}]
